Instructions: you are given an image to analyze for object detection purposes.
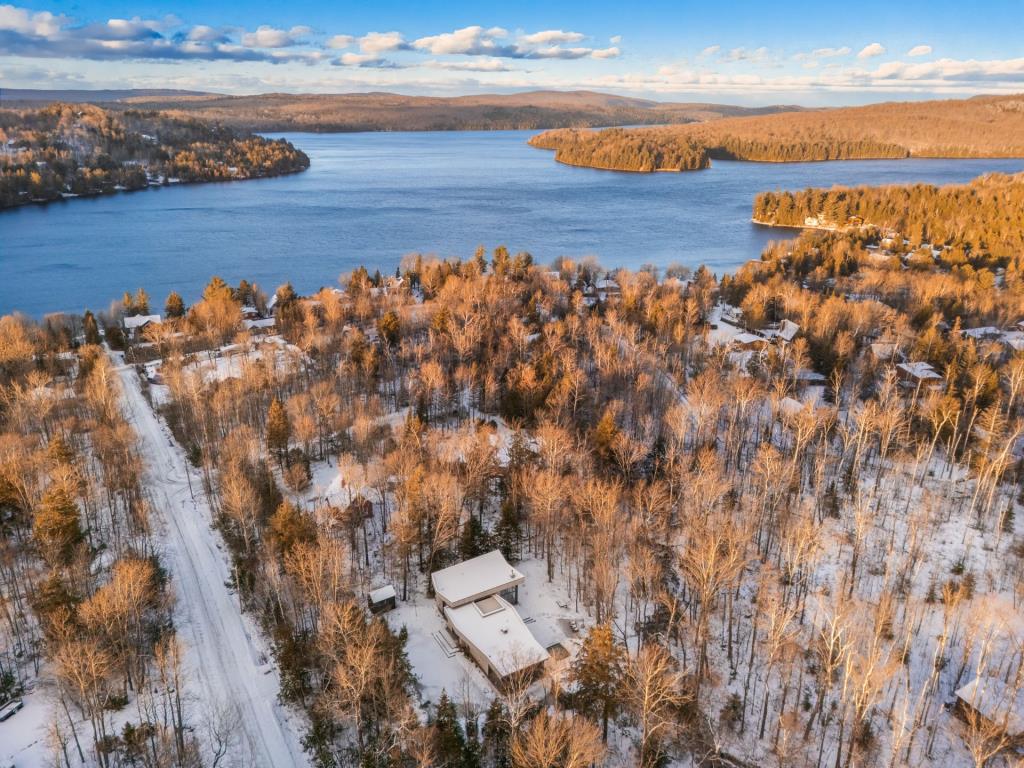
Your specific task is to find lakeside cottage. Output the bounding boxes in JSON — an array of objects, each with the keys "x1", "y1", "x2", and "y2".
[
  {"x1": 431, "y1": 550, "x2": 548, "y2": 688},
  {"x1": 123, "y1": 314, "x2": 161, "y2": 342}
]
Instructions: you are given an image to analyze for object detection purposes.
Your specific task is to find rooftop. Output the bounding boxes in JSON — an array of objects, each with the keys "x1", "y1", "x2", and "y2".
[
  {"x1": 123, "y1": 314, "x2": 161, "y2": 329},
  {"x1": 444, "y1": 594, "x2": 549, "y2": 679},
  {"x1": 432, "y1": 550, "x2": 525, "y2": 608}
]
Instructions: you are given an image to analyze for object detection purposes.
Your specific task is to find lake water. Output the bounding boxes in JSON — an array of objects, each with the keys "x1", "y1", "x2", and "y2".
[{"x1": 2, "y1": 130, "x2": 1022, "y2": 316}]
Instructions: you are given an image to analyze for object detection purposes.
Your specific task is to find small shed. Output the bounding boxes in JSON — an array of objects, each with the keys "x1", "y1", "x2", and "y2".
[{"x1": 368, "y1": 585, "x2": 397, "y2": 614}]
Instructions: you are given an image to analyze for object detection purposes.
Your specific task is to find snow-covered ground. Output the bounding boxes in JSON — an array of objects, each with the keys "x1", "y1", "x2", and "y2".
[{"x1": 114, "y1": 355, "x2": 310, "y2": 768}]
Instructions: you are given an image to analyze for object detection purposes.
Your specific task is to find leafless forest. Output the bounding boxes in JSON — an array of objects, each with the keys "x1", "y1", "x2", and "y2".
[{"x1": 2, "y1": 175, "x2": 1024, "y2": 768}]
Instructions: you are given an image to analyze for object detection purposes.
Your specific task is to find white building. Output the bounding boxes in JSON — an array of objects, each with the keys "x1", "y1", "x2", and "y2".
[{"x1": 431, "y1": 550, "x2": 548, "y2": 688}]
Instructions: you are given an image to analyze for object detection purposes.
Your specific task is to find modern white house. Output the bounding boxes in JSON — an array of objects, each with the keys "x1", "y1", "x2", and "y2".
[{"x1": 431, "y1": 550, "x2": 548, "y2": 688}]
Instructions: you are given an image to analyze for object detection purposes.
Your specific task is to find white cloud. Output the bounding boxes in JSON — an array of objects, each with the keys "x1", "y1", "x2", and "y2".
[
  {"x1": 412, "y1": 25, "x2": 506, "y2": 55},
  {"x1": 358, "y1": 30, "x2": 406, "y2": 54},
  {"x1": 187, "y1": 25, "x2": 226, "y2": 43},
  {"x1": 326, "y1": 34, "x2": 354, "y2": 50},
  {"x1": 857, "y1": 42, "x2": 886, "y2": 59},
  {"x1": 699, "y1": 45, "x2": 720, "y2": 57},
  {"x1": 424, "y1": 57, "x2": 512, "y2": 72},
  {"x1": 723, "y1": 46, "x2": 769, "y2": 63},
  {"x1": 610, "y1": 35, "x2": 621, "y2": 44},
  {"x1": 907, "y1": 44, "x2": 932, "y2": 57},
  {"x1": 0, "y1": 4, "x2": 67, "y2": 37},
  {"x1": 591, "y1": 47, "x2": 620, "y2": 60},
  {"x1": 337, "y1": 51, "x2": 381, "y2": 66},
  {"x1": 240, "y1": 25, "x2": 310, "y2": 48},
  {"x1": 519, "y1": 29, "x2": 584, "y2": 46}
]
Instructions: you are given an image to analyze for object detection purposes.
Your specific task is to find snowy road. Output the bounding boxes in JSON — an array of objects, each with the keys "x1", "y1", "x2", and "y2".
[{"x1": 114, "y1": 358, "x2": 309, "y2": 768}]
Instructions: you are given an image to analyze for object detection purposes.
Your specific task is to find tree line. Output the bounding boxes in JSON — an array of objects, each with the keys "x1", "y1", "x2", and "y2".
[
  {"x1": 0, "y1": 103, "x2": 309, "y2": 209},
  {"x1": 529, "y1": 93, "x2": 1024, "y2": 172}
]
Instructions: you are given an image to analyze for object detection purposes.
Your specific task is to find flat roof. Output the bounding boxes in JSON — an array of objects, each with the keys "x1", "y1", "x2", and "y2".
[
  {"x1": 444, "y1": 595, "x2": 549, "y2": 679},
  {"x1": 431, "y1": 550, "x2": 525, "y2": 608}
]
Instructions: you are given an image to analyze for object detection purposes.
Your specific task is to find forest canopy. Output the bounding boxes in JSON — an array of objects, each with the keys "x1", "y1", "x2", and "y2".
[
  {"x1": 529, "y1": 93, "x2": 1024, "y2": 172},
  {"x1": 0, "y1": 103, "x2": 310, "y2": 209}
]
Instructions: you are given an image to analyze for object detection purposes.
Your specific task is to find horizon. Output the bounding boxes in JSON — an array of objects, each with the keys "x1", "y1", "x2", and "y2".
[{"x1": 2, "y1": 0, "x2": 1023, "y2": 105}]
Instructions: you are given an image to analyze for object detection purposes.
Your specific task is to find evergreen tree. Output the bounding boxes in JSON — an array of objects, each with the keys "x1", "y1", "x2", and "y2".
[
  {"x1": 460, "y1": 515, "x2": 489, "y2": 560},
  {"x1": 433, "y1": 691, "x2": 466, "y2": 768},
  {"x1": 494, "y1": 498, "x2": 521, "y2": 563},
  {"x1": 164, "y1": 291, "x2": 185, "y2": 319},
  {"x1": 377, "y1": 310, "x2": 401, "y2": 348},
  {"x1": 33, "y1": 485, "x2": 84, "y2": 566},
  {"x1": 268, "y1": 501, "x2": 317, "y2": 555},
  {"x1": 267, "y1": 398, "x2": 291, "y2": 461},
  {"x1": 473, "y1": 245, "x2": 488, "y2": 275},
  {"x1": 82, "y1": 310, "x2": 101, "y2": 345},
  {"x1": 133, "y1": 288, "x2": 150, "y2": 315},
  {"x1": 571, "y1": 623, "x2": 625, "y2": 741},
  {"x1": 481, "y1": 698, "x2": 510, "y2": 768}
]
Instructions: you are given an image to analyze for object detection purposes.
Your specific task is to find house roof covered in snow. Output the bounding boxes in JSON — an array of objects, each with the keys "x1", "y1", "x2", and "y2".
[
  {"x1": 955, "y1": 676, "x2": 1024, "y2": 736},
  {"x1": 897, "y1": 362, "x2": 942, "y2": 381},
  {"x1": 369, "y1": 585, "x2": 396, "y2": 604},
  {"x1": 123, "y1": 314, "x2": 161, "y2": 329},
  {"x1": 431, "y1": 550, "x2": 525, "y2": 608},
  {"x1": 444, "y1": 594, "x2": 548, "y2": 679}
]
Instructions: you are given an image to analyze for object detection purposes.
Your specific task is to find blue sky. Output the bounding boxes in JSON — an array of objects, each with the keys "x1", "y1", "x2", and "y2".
[{"x1": 2, "y1": 0, "x2": 1023, "y2": 103}]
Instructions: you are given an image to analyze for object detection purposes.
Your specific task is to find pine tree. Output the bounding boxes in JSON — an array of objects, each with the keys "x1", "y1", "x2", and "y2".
[
  {"x1": 82, "y1": 310, "x2": 101, "y2": 345},
  {"x1": 433, "y1": 691, "x2": 466, "y2": 768},
  {"x1": 33, "y1": 485, "x2": 84, "y2": 566},
  {"x1": 571, "y1": 623, "x2": 626, "y2": 741},
  {"x1": 481, "y1": 698, "x2": 511, "y2": 768},
  {"x1": 268, "y1": 501, "x2": 316, "y2": 555},
  {"x1": 377, "y1": 311, "x2": 401, "y2": 347},
  {"x1": 164, "y1": 291, "x2": 185, "y2": 319},
  {"x1": 133, "y1": 288, "x2": 150, "y2": 315},
  {"x1": 267, "y1": 398, "x2": 291, "y2": 461},
  {"x1": 460, "y1": 515, "x2": 489, "y2": 560}
]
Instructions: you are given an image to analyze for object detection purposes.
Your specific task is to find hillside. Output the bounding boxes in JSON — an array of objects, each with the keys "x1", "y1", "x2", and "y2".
[
  {"x1": 530, "y1": 93, "x2": 1024, "y2": 171},
  {"x1": 0, "y1": 103, "x2": 309, "y2": 208},
  {"x1": 2, "y1": 88, "x2": 801, "y2": 132}
]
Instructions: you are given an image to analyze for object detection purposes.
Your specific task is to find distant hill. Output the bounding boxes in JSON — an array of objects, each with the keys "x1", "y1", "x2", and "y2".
[
  {"x1": 530, "y1": 94, "x2": 1024, "y2": 171},
  {"x1": 1, "y1": 88, "x2": 214, "y2": 104},
  {"x1": 0, "y1": 88, "x2": 802, "y2": 132}
]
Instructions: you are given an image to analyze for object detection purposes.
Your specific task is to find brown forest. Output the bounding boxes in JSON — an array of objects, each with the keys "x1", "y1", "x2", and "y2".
[{"x1": 529, "y1": 93, "x2": 1024, "y2": 171}]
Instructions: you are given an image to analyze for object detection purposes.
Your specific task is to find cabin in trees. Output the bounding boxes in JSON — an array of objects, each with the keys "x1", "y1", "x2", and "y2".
[
  {"x1": 896, "y1": 361, "x2": 944, "y2": 391},
  {"x1": 431, "y1": 550, "x2": 549, "y2": 688},
  {"x1": 367, "y1": 585, "x2": 397, "y2": 615},
  {"x1": 954, "y1": 676, "x2": 1024, "y2": 747},
  {"x1": 122, "y1": 314, "x2": 161, "y2": 342}
]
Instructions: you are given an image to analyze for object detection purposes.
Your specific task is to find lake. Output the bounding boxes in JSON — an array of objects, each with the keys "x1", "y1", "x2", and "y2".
[{"x1": 2, "y1": 130, "x2": 1022, "y2": 316}]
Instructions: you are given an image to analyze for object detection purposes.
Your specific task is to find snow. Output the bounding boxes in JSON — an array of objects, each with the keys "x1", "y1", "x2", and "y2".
[
  {"x1": 444, "y1": 595, "x2": 549, "y2": 679},
  {"x1": 0, "y1": 689, "x2": 50, "y2": 767},
  {"x1": 369, "y1": 584, "x2": 396, "y2": 603},
  {"x1": 113, "y1": 354, "x2": 310, "y2": 768},
  {"x1": 897, "y1": 361, "x2": 942, "y2": 380},
  {"x1": 123, "y1": 314, "x2": 161, "y2": 329},
  {"x1": 431, "y1": 550, "x2": 525, "y2": 608}
]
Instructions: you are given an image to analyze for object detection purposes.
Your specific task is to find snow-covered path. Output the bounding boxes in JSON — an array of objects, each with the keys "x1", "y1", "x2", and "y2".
[{"x1": 114, "y1": 358, "x2": 309, "y2": 768}]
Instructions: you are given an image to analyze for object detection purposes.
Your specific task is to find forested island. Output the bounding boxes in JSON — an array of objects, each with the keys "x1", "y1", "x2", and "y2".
[
  {"x1": 530, "y1": 93, "x2": 1024, "y2": 171},
  {"x1": 3, "y1": 161, "x2": 1024, "y2": 767},
  {"x1": 0, "y1": 103, "x2": 309, "y2": 209}
]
